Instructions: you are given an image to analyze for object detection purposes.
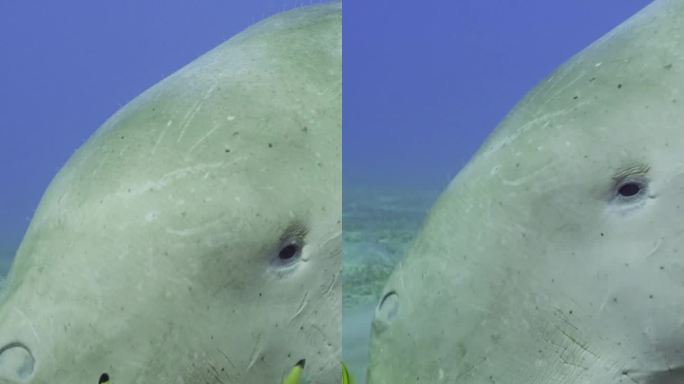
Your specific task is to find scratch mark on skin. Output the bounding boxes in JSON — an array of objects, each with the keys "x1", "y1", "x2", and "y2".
[
  {"x1": 323, "y1": 273, "x2": 338, "y2": 297},
  {"x1": 647, "y1": 238, "x2": 663, "y2": 258},
  {"x1": 208, "y1": 363, "x2": 228, "y2": 384},
  {"x1": 552, "y1": 319, "x2": 599, "y2": 361},
  {"x1": 187, "y1": 123, "x2": 222, "y2": 155},
  {"x1": 165, "y1": 217, "x2": 226, "y2": 237},
  {"x1": 289, "y1": 291, "x2": 310, "y2": 324},
  {"x1": 481, "y1": 116, "x2": 553, "y2": 157},
  {"x1": 13, "y1": 307, "x2": 39, "y2": 344},
  {"x1": 217, "y1": 348, "x2": 237, "y2": 370},
  {"x1": 320, "y1": 231, "x2": 342, "y2": 249},
  {"x1": 501, "y1": 162, "x2": 554, "y2": 187},
  {"x1": 177, "y1": 84, "x2": 218, "y2": 144},
  {"x1": 177, "y1": 100, "x2": 203, "y2": 144},
  {"x1": 151, "y1": 124, "x2": 171, "y2": 155},
  {"x1": 541, "y1": 70, "x2": 587, "y2": 107},
  {"x1": 121, "y1": 161, "x2": 227, "y2": 196},
  {"x1": 246, "y1": 333, "x2": 263, "y2": 372}
]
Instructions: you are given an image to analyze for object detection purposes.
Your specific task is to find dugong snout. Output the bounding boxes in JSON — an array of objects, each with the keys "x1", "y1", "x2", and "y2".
[{"x1": 0, "y1": 343, "x2": 35, "y2": 382}]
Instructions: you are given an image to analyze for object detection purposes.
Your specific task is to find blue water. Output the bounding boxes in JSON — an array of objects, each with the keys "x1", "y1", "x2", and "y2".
[{"x1": 344, "y1": 0, "x2": 652, "y2": 187}]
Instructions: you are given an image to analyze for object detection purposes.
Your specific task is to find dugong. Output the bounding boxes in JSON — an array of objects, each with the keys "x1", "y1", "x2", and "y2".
[
  {"x1": 0, "y1": 3, "x2": 341, "y2": 383},
  {"x1": 367, "y1": 1, "x2": 684, "y2": 383}
]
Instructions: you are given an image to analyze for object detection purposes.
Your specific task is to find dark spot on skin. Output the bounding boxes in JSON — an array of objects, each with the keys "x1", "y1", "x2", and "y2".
[
  {"x1": 613, "y1": 297, "x2": 618, "y2": 303},
  {"x1": 617, "y1": 84, "x2": 623, "y2": 89},
  {"x1": 120, "y1": 136, "x2": 125, "y2": 139},
  {"x1": 649, "y1": 294, "x2": 654, "y2": 299},
  {"x1": 224, "y1": 149, "x2": 231, "y2": 153},
  {"x1": 99, "y1": 373, "x2": 110, "y2": 383},
  {"x1": 573, "y1": 96, "x2": 578, "y2": 100},
  {"x1": 259, "y1": 292, "x2": 262, "y2": 297},
  {"x1": 660, "y1": 266, "x2": 665, "y2": 270},
  {"x1": 568, "y1": 310, "x2": 573, "y2": 315},
  {"x1": 268, "y1": 143, "x2": 273, "y2": 148},
  {"x1": 600, "y1": 233, "x2": 605, "y2": 237},
  {"x1": 664, "y1": 63, "x2": 673, "y2": 70},
  {"x1": 302, "y1": 126, "x2": 308, "y2": 133},
  {"x1": 589, "y1": 77, "x2": 596, "y2": 82},
  {"x1": 232, "y1": 131, "x2": 239, "y2": 136}
]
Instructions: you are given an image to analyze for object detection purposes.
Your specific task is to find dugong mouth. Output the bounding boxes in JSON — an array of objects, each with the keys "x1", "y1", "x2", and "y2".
[
  {"x1": 622, "y1": 366, "x2": 684, "y2": 384},
  {"x1": 0, "y1": 342, "x2": 34, "y2": 381}
]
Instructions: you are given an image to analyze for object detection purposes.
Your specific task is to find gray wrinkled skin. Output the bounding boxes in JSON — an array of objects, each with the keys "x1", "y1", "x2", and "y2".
[
  {"x1": 368, "y1": 1, "x2": 684, "y2": 383},
  {"x1": 0, "y1": 3, "x2": 341, "y2": 383}
]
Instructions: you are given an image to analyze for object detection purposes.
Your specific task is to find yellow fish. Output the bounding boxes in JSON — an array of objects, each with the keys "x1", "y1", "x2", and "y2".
[
  {"x1": 282, "y1": 359, "x2": 305, "y2": 384},
  {"x1": 342, "y1": 362, "x2": 354, "y2": 384},
  {"x1": 281, "y1": 359, "x2": 355, "y2": 384}
]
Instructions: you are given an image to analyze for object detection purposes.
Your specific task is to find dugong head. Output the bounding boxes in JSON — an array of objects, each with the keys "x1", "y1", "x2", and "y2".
[
  {"x1": 0, "y1": 3, "x2": 341, "y2": 383},
  {"x1": 368, "y1": 1, "x2": 684, "y2": 383}
]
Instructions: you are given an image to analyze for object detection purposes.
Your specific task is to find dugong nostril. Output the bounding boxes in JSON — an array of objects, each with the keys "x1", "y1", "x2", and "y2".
[
  {"x1": 373, "y1": 291, "x2": 399, "y2": 333},
  {"x1": 0, "y1": 343, "x2": 35, "y2": 382}
]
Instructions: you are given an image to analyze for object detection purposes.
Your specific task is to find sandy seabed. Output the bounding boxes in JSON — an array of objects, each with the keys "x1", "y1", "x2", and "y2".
[{"x1": 342, "y1": 184, "x2": 440, "y2": 383}]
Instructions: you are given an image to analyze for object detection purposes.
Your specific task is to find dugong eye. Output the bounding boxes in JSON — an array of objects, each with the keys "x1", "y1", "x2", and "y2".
[
  {"x1": 272, "y1": 223, "x2": 308, "y2": 269},
  {"x1": 279, "y1": 243, "x2": 301, "y2": 262},
  {"x1": 613, "y1": 167, "x2": 648, "y2": 203},
  {"x1": 273, "y1": 240, "x2": 304, "y2": 270},
  {"x1": 617, "y1": 181, "x2": 642, "y2": 197}
]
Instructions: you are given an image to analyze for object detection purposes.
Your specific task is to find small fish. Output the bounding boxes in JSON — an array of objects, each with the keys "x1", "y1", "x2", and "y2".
[
  {"x1": 282, "y1": 359, "x2": 306, "y2": 384},
  {"x1": 342, "y1": 362, "x2": 354, "y2": 384}
]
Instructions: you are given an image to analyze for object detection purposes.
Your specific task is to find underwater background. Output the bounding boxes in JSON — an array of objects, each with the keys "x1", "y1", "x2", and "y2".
[
  {"x1": 0, "y1": 0, "x2": 654, "y2": 382},
  {"x1": 343, "y1": 1, "x2": 652, "y2": 382}
]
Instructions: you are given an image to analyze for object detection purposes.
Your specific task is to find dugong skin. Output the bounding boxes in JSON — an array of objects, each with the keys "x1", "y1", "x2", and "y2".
[
  {"x1": 368, "y1": 1, "x2": 684, "y2": 383},
  {"x1": 0, "y1": 3, "x2": 341, "y2": 384}
]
